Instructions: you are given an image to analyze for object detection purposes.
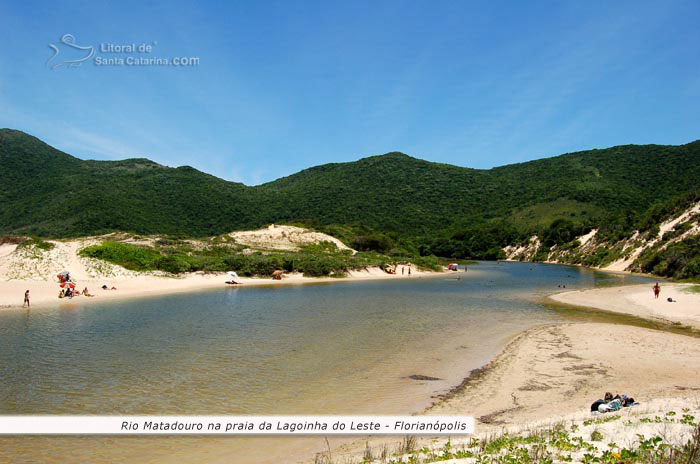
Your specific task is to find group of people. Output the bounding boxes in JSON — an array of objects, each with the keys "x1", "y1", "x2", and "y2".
[
  {"x1": 382, "y1": 264, "x2": 412, "y2": 275},
  {"x1": 590, "y1": 392, "x2": 636, "y2": 413},
  {"x1": 59, "y1": 287, "x2": 94, "y2": 299}
]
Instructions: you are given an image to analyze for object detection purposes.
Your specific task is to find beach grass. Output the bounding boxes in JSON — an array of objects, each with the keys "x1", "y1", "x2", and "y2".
[
  {"x1": 324, "y1": 407, "x2": 700, "y2": 464},
  {"x1": 79, "y1": 239, "x2": 443, "y2": 277}
]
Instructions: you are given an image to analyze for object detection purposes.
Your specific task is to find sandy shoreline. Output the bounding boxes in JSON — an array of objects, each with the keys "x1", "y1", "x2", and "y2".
[
  {"x1": 0, "y1": 225, "x2": 461, "y2": 311},
  {"x1": 313, "y1": 280, "x2": 700, "y2": 463},
  {"x1": 4, "y1": 255, "x2": 700, "y2": 463},
  {"x1": 0, "y1": 266, "x2": 453, "y2": 310},
  {"x1": 549, "y1": 282, "x2": 700, "y2": 330},
  {"x1": 323, "y1": 321, "x2": 700, "y2": 463}
]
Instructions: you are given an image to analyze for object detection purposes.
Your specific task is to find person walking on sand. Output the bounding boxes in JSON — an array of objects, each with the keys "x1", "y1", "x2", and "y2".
[
  {"x1": 653, "y1": 282, "x2": 661, "y2": 299},
  {"x1": 402, "y1": 266, "x2": 405, "y2": 275},
  {"x1": 408, "y1": 265, "x2": 411, "y2": 276},
  {"x1": 23, "y1": 290, "x2": 30, "y2": 308}
]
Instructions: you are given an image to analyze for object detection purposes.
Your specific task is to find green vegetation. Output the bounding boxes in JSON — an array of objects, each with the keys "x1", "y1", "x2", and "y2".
[
  {"x1": 636, "y1": 235, "x2": 700, "y2": 280},
  {"x1": 2, "y1": 129, "x2": 699, "y2": 240},
  {"x1": 16, "y1": 236, "x2": 55, "y2": 251},
  {"x1": 3, "y1": 128, "x2": 700, "y2": 278},
  {"x1": 318, "y1": 412, "x2": 700, "y2": 464},
  {"x1": 79, "y1": 240, "x2": 441, "y2": 277}
]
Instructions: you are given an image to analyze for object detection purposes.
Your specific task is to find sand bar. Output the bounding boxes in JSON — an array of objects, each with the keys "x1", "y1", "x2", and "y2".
[
  {"x1": 0, "y1": 266, "x2": 446, "y2": 310},
  {"x1": 549, "y1": 283, "x2": 700, "y2": 330}
]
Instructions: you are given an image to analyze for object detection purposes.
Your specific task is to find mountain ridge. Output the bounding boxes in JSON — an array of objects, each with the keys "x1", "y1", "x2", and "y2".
[{"x1": 1, "y1": 128, "x2": 700, "y2": 244}]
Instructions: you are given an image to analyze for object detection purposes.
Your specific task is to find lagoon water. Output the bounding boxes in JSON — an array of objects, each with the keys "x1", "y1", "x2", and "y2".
[{"x1": 0, "y1": 262, "x2": 654, "y2": 463}]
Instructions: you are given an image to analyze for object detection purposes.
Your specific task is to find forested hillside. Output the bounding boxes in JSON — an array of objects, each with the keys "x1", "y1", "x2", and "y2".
[{"x1": 2, "y1": 128, "x2": 700, "y2": 275}]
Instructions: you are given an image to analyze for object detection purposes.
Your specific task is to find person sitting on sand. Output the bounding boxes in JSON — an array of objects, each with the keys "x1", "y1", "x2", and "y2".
[
  {"x1": 102, "y1": 284, "x2": 109, "y2": 290},
  {"x1": 653, "y1": 282, "x2": 661, "y2": 299},
  {"x1": 59, "y1": 289, "x2": 65, "y2": 299},
  {"x1": 82, "y1": 287, "x2": 94, "y2": 297},
  {"x1": 65, "y1": 288, "x2": 73, "y2": 298}
]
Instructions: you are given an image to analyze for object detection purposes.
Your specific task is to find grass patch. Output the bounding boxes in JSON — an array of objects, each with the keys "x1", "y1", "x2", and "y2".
[
  {"x1": 16, "y1": 237, "x2": 55, "y2": 251},
  {"x1": 79, "y1": 240, "x2": 441, "y2": 277},
  {"x1": 683, "y1": 285, "x2": 700, "y2": 294}
]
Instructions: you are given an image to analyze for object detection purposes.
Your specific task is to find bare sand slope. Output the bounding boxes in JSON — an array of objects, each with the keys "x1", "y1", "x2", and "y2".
[
  {"x1": 229, "y1": 224, "x2": 354, "y2": 252},
  {"x1": 550, "y1": 283, "x2": 700, "y2": 329}
]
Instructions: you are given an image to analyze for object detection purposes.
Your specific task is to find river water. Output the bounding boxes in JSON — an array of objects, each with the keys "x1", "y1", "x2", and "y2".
[{"x1": 0, "y1": 262, "x2": 654, "y2": 463}]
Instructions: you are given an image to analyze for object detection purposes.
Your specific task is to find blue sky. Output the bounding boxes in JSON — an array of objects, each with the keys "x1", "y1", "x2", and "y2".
[{"x1": 1, "y1": 0, "x2": 698, "y2": 185}]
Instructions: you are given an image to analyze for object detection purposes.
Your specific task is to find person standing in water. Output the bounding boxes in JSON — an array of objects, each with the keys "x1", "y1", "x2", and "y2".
[
  {"x1": 23, "y1": 290, "x2": 30, "y2": 308},
  {"x1": 653, "y1": 282, "x2": 661, "y2": 299}
]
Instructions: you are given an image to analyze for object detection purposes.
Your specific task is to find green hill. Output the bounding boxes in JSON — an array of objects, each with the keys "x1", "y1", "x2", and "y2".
[{"x1": 2, "y1": 128, "x2": 700, "y2": 253}]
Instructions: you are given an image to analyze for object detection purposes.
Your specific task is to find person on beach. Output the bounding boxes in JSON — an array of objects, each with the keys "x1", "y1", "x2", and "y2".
[
  {"x1": 402, "y1": 266, "x2": 405, "y2": 275},
  {"x1": 23, "y1": 290, "x2": 30, "y2": 308},
  {"x1": 653, "y1": 282, "x2": 661, "y2": 299},
  {"x1": 59, "y1": 289, "x2": 65, "y2": 299},
  {"x1": 408, "y1": 265, "x2": 411, "y2": 276}
]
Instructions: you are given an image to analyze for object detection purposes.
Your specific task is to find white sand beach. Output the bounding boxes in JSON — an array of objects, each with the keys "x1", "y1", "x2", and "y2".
[
  {"x1": 0, "y1": 266, "x2": 441, "y2": 310},
  {"x1": 0, "y1": 226, "x2": 448, "y2": 310},
  {"x1": 321, "y1": 322, "x2": 700, "y2": 463},
  {"x1": 550, "y1": 283, "x2": 700, "y2": 329}
]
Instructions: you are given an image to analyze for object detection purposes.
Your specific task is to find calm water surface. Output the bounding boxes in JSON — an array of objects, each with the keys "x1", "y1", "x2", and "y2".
[{"x1": 0, "y1": 262, "x2": 655, "y2": 463}]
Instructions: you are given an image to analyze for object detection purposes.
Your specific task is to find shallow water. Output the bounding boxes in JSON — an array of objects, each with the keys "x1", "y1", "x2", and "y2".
[{"x1": 0, "y1": 262, "x2": 654, "y2": 463}]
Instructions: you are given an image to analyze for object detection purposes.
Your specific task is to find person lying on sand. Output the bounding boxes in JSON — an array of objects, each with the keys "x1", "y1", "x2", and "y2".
[
  {"x1": 590, "y1": 392, "x2": 636, "y2": 413},
  {"x1": 101, "y1": 285, "x2": 117, "y2": 290}
]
